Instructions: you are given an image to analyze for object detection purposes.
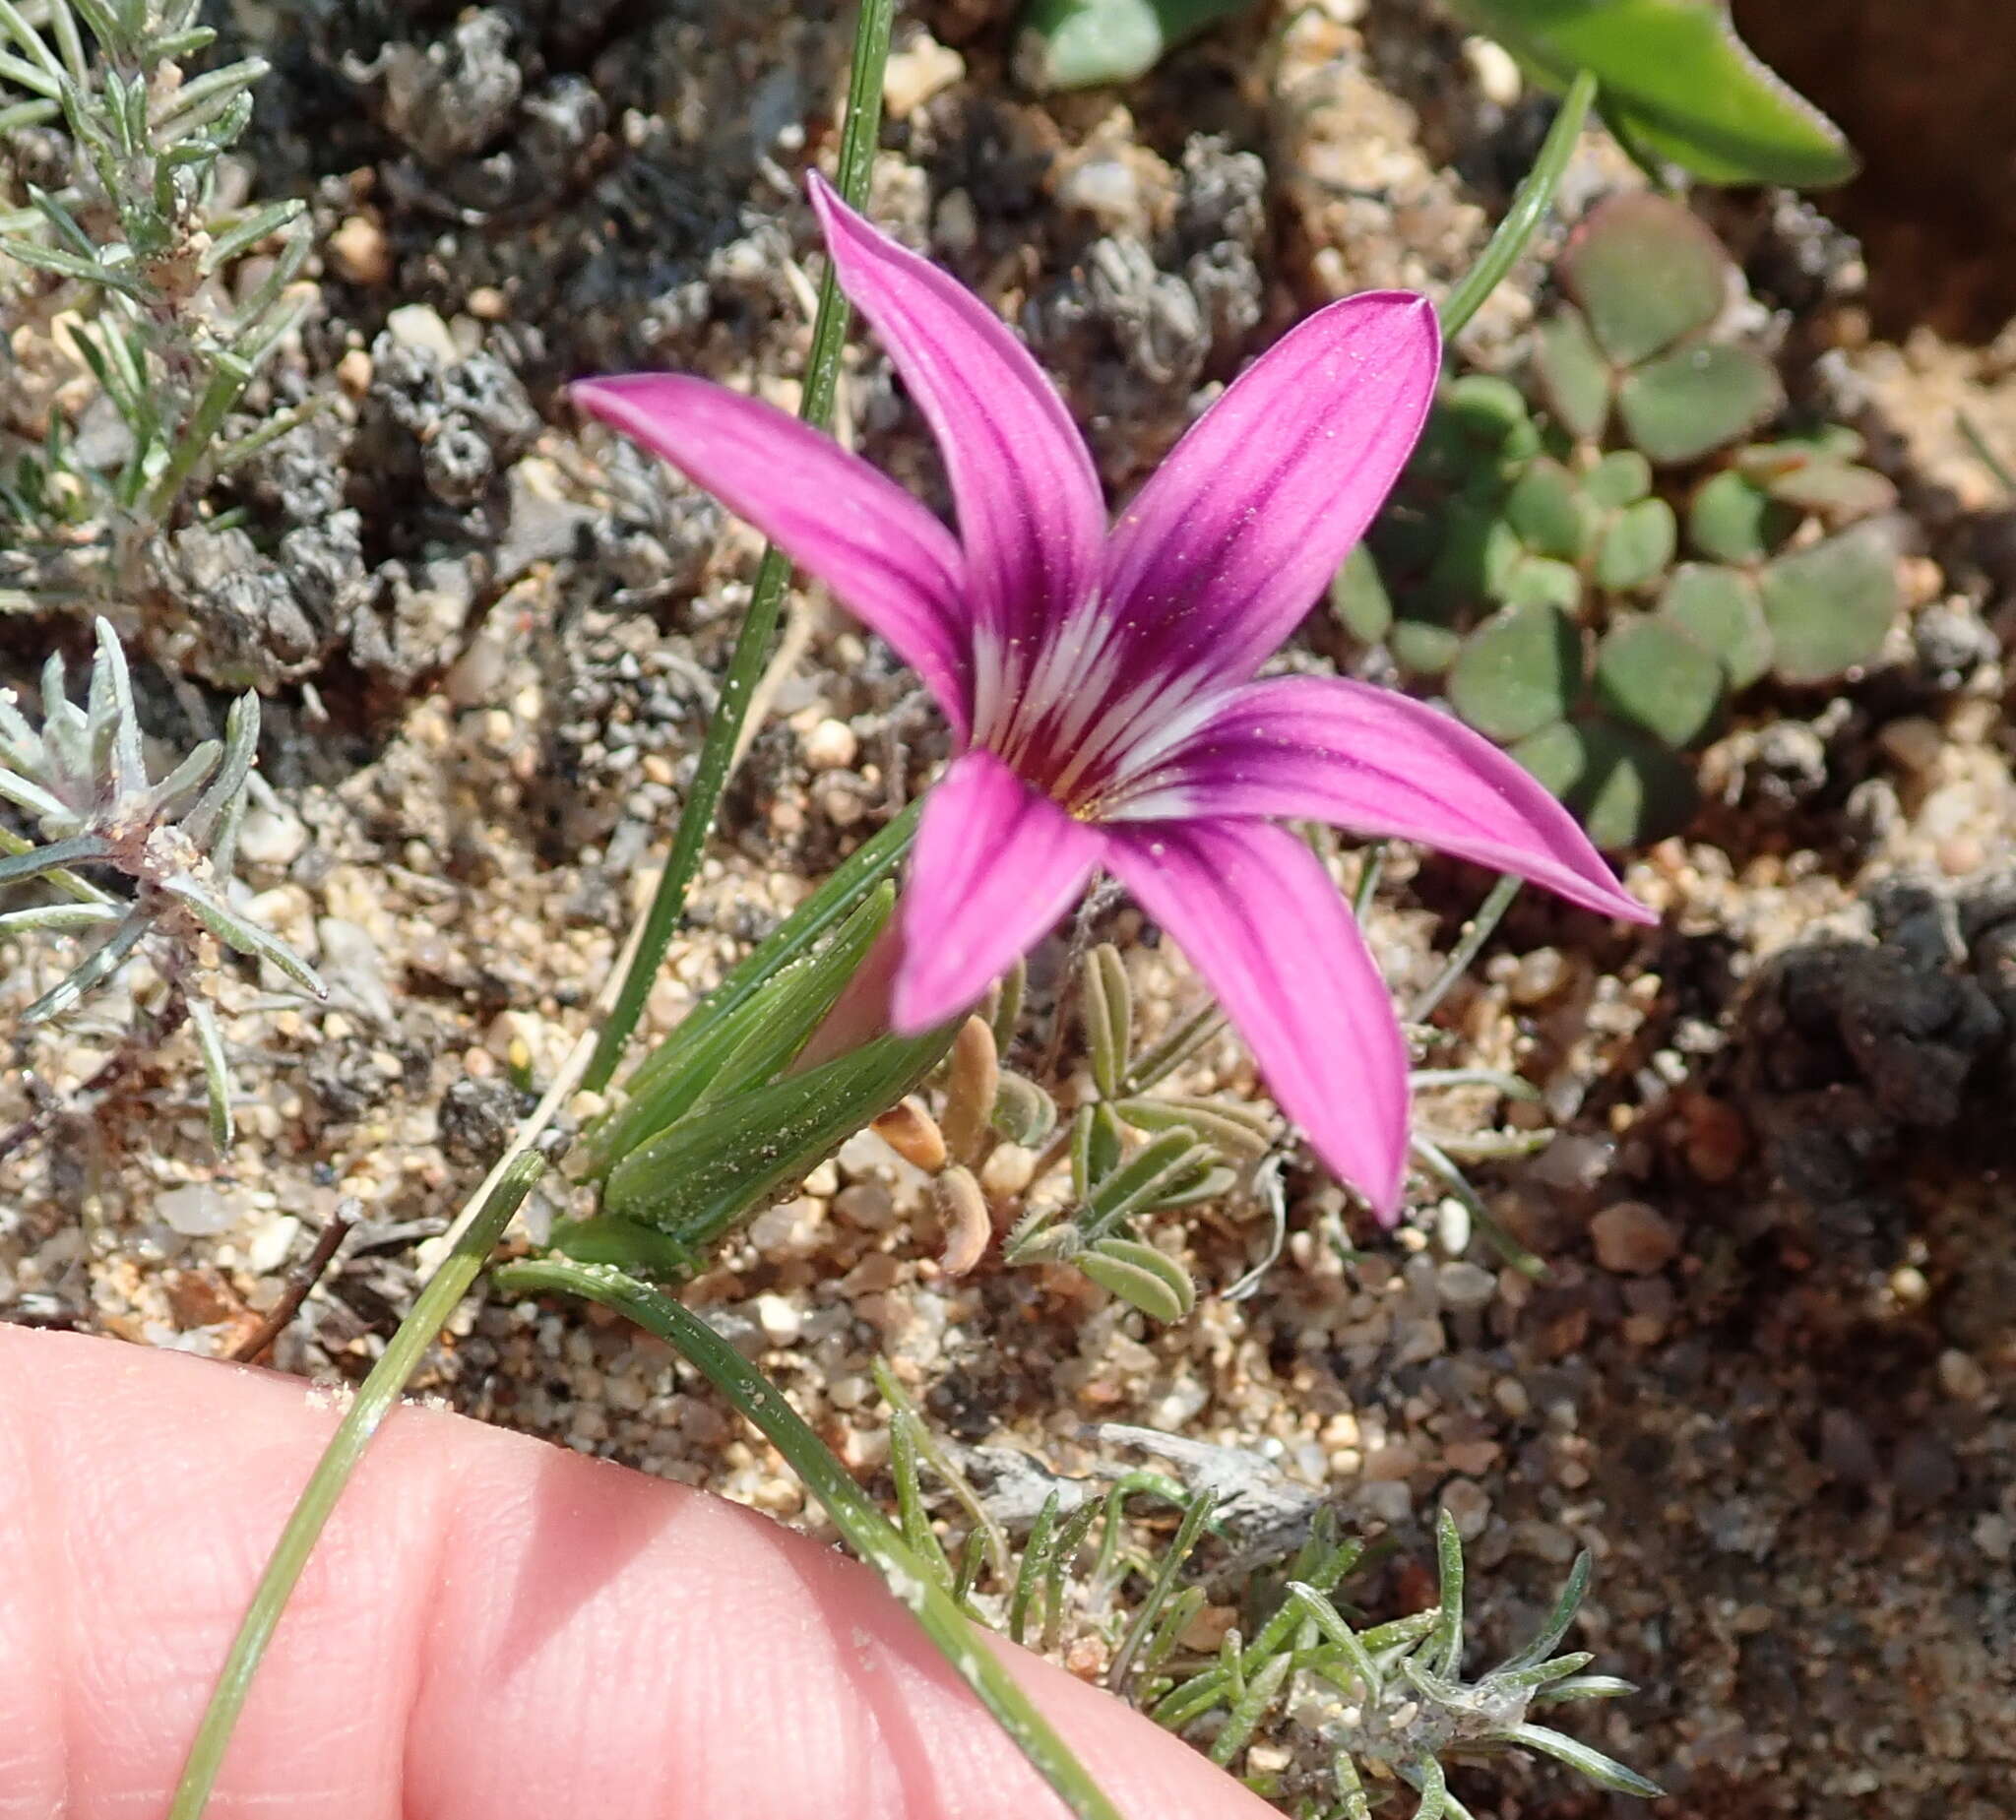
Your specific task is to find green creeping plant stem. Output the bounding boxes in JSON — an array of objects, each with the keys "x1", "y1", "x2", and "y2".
[
  {"x1": 491, "y1": 1259, "x2": 1129, "y2": 1820},
  {"x1": 165, "y1": 1151, "x2": 546, "y2": 1820},
  {"x1": 586, "y1": 0, "x2": 896, "y2": 1093}
]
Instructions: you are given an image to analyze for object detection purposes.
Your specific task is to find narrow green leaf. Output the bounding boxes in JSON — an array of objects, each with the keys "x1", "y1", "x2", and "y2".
[
  {"x1": 1114, "y1": 1093, "x2": 1273, "y2": 1159},
  {"x1": 0, "y1": 832, "x2": 108, "y2": 890},
  {"x1": 22, "y1": 907, "x2": 150, "y2": 1023},
  {"x1": 186, "y1": 996, "x2": 235, "y2": 1151},
  {"x1": 600, "y1": 1024, "x2": 953, "y2": 1242},
  {"x1": 1503, "y1": 1722, "x2": 1666, "y2": 1797},
  {"x1": 162, "y1": 877, "x2": 328, "y2": 998}
]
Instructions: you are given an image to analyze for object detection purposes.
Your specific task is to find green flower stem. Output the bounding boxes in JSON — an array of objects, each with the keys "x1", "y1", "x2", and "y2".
[
  {"x1": 491, "y1": 1258, "x2": 1128, "y2": 1820},
  {"x1": 1438, "y1": 68, "x2": 1597, "y2": 340},
  {"x1": 164, "y1": 1149, "x2": 547, "y2": 1820},
  {"x1": 1409, "y1": 871, "x2": 1523, "y2": 1024},
  {"x1": 586, "y1": 0, "x2": 894, "y2": 1093}
]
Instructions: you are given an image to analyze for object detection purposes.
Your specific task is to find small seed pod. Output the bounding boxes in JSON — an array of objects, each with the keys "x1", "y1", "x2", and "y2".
[
  {"x1": 939, "y1": 1015, "x2": 999, "y2": 1165},
  {"x1": 1079, "y1": 1235, "x2": 1197, "y2": 1323},
  {"x1": 872, "y1": 1097, "x2": 947, "y2": 1172},
  {"x1": 991, "y1": 1070, "x2": 1058, "y2": 1147},
  {"x1": 933, "y1": 1164, "x2": 991, "y2": 1278}
]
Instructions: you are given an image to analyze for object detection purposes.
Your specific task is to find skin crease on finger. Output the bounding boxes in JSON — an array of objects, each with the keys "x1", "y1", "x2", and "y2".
[{"x1": 0, "y1": 1325, "x2": 1277, "y2": 1820}]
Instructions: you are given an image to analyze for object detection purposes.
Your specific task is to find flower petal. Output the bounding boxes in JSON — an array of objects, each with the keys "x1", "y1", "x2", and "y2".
[
  {"x1": 892, "y1": 750, "x2": 1102, "y2": 1034},
  {"x1": 1109, "y1": 675, "x2": 1654, "y2": 925},
  {"x1": 1104, "y1": 819, "x2": 1410, "y2": 1219},
  {"x1": 573, "y1": 373, "x2": 973, "y2": 732},
  {"x1": 1102, "y1": 292, "x2": 1438, "y2": 692},
  {"x1": 807, "y1": 172, "x2": 1105, "y2": 713}
]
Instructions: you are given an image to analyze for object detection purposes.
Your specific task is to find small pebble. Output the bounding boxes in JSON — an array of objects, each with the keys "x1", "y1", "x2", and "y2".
[
  {"x1": 336, "y1": 347, "x2": 374, "y2": 397},
  {"x1": 328, "y1": 215, "x2": 392, "y2": 286},
  {"x1": 1590, "y1": 1201, "x2": 1681, "y2": 1275},
  {"x1": 1439, "y1": 1475, "x2": 1491, "y2": 1539},
  {"x1": 1507, "y1": 947, "x2": 1566, "y2": 1006},
  {"x1": 1436, "y1": 1261, "x2": 1497, "y2": 1310},
  {"x1": 1462, "y1": 34, "x2": 1523, "y2": 105},
  {"x1": 1936, "y1": 1348, "x2": 1988, "y2": 1403},
  {"x1": 385, "y1": 303, "x2": 459, "y2": 364},
  {"x1": 1877, "y1": 716, "x2": 1945, "y2": 776},
  {"x1": 157, "y1": 1184, "x2": 236, "y2": 1238},
  {"x1": 753, "y1": 1292, "x2": 802, "y2": 1346},
  {"x1": 1359, "y1": 1479, "x2": 1414, "y2": 1526},
  {"x1": 802, "y1": 718, "x2": 858, "y2": 772},
  {"x1": 834, "y1": 1182, "x2": 899, "y2": 1232},
  {"x1": 235, "y1": 803, "x2": 308, "y2": 870},
  {"x1": 979, "y1": 1143, "x2": 1037, "y2": 1198},
  {"x1": 1057, "y1": 156, "x2": 1140, "y2": 226},
  {"x1": 881, "y1": 34, "x2": 964, "y2": 118}
]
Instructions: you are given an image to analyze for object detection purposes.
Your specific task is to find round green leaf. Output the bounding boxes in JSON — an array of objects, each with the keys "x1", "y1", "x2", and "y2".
[
  {"x1": 1585, "y1": 449, "x2": 1652, "y2": 509},
  {"x1": 1019, "y1": 0, "x2": 1256, "y2": 90},
  {"x1": 1619, "y1": 343, "x2": 1785, "y2": 467},
  {"x1": 1079, "y1": 1236, "x2": 1196, "y2": 1323},
  {"x1": 1659, "y1": 563, "x2": 1772, "y2": 689},
  {"x1": 1421, "y1": 499, "x2": 1505, "y2": 612},
  {"x1": 1558, "y1": 194, "x2": 1732, "y2": 365},
  {"x1": 1368, "y1": 501, "x2": 1442, "y2": 574},
  {"x1": 1512, "y1": 718, "x2": 1699, "y2": 851},
  {"x1": 1595, "y1": 615, "x2": 1726, "y2": 748},
  {"x1": 1506, "y1": 457, "x2": 1593, "y2": 561},
  {"x1": 1532, "y1": 306, "x2": 1612, "y2": 442},
  {"x1": 1687, "y1": 468, "x2": 1796, "y2": 564},
  {"x1": 1594, "y1": 495, "x2": 1676, "y2": 593},
  {"x1": 1758, "y1": 458, "x2": 1897, "y2": 521},
  {"x1": 1500, "y1": 552, "x2": 1583, "y2": 613},
  {"x1": 1331, "y1": 544, "x2": 1392, "y2": 642},
  {"x1": 1441, "y1": 374, "x2": 1539, "y2": 457},
  {"x1": 1759, "y1": 522, "x2": 1899, "y2": 685},
  {"x1": 1448, "y1": 601, "x2": 1583, "y2": 743},
  {"x1": 1390, "y1": 616, "x2": 1465, "y2": 677}
]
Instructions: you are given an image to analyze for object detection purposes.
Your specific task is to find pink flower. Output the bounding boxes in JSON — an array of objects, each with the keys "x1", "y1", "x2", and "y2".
[{"x1": 574, "y1": 174, "x2": 1653, "y2": 1220}]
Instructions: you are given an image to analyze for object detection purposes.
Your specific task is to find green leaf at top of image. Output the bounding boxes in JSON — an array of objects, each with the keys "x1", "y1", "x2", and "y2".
[
  {"x1": 1447, "y1": 0, "x2": 1858, "y2": 189},
  {"x1": 1017, "y1": 0, "x2": 1256, "y2": 90}
]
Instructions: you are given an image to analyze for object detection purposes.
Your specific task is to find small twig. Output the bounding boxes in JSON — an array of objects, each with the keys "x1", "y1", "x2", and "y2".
[{"x1": 228, "y1": 1202, "x2": 358, "y2": 1364}]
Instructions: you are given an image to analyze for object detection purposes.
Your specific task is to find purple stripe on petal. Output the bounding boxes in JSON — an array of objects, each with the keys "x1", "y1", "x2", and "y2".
[
  {"x1": 806, "y1": 173, "x2": 1105, "y2": 699},
  {"x1": 1102, "y1": 293, "x2": 1438, "y2": 693},
  {"x1": 1105, "y1": 819, "x2": 1411, "y2": 1220},
  {"x1": 1110, "y1": 676, "x2": 1655, "y2": 926},
  {"x1": 574, "y1": 374, "x2": 975, "y2": 733},
  {"x1": 891, "y1": 749, "x2": 1102, "y2": 1035}
]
